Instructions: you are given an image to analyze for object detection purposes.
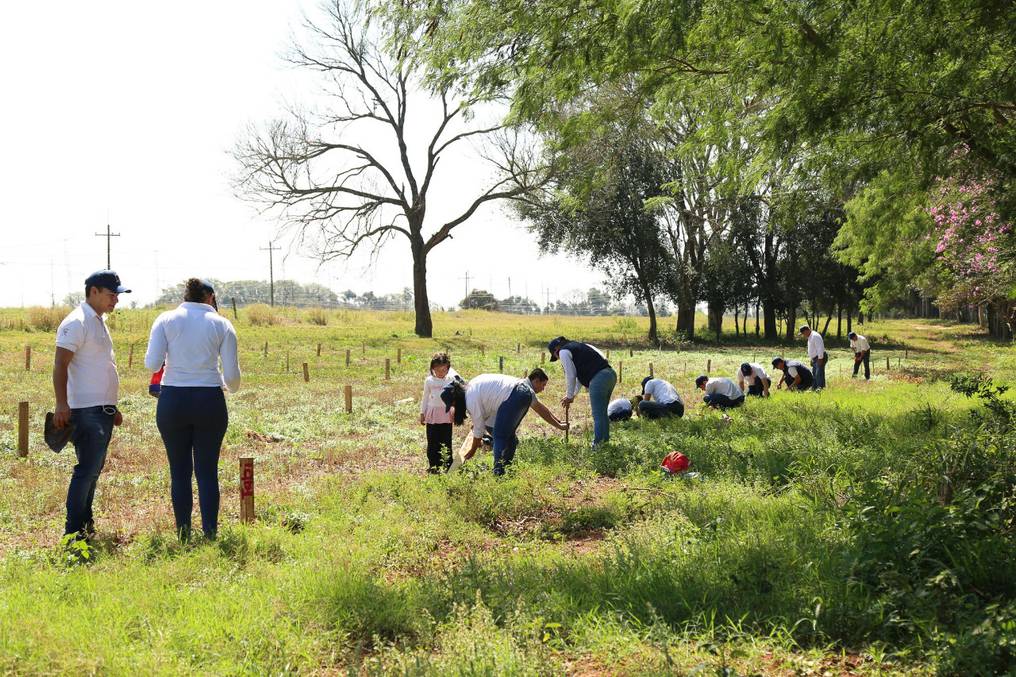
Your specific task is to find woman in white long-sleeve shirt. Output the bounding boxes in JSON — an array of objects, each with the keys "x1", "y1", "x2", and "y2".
[{"x1": 145, "y1": 278, "x2": 240, "y2": 541}]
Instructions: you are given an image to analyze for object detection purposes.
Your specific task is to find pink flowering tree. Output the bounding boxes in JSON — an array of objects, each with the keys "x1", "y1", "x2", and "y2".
[{"x1": 927, "y1": 174, "x2": 1015, "y2": 313}]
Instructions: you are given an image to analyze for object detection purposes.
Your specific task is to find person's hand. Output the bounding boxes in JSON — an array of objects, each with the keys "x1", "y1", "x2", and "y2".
[
  {"x1": 418, "y1": 413, "x2": 426, "y2": 425},
  {"x1": 53, "y1": 404, "x2": 71, "y2": 429},
  {"x1": 561, "y1": 396, "x2": 574, "y2": 408},
  {"x1": 113, "y1": 410, "x2": 123, "y2": 427}
]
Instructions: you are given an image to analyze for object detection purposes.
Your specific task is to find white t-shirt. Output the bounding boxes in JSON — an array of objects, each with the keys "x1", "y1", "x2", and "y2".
[
  {"x1": 464, "y1": 374, "x2": 535, "y2": 438},
  {"x1": 145, "y1": 302, "x2": 241, "y2": 391},
  {"x1": 850, "y1": 335, "x2": 870, "y2": 353},
  {"x1": 607, "y1": 398, "x2": 632, "y2": 416},
  {"x1": 643, "y1": 378, "x2": 682, "y2": 405},
  {"x1": 736, "y1": 363, "x2": 769, "y2": 390},
  {"x1": 705, "y1": 377, "x2": 743, "y2": 399},
  {"x1": 55, "y1": 302, "x2": 119, "y2": 408},
  {"x1": 807, "y1": 331, "x2": 826, "y2": 360}
]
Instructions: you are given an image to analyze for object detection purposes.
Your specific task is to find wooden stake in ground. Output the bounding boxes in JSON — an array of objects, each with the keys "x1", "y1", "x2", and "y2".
[
  {"x1": 618, "y1": 360, "x2": 623, "y2": 383},
  {"x1": 316, "y1": 343, "x2": 322, "y2": 357},
  {"x1": 362, "y1": 341, "x2": 366, "y2": 356},
  {"x1": 385, "y1": 358, "x2": 391, "y2": 380},
  {"x1": 886, "y1": 355, "x2": 890, "y2": 370},
  {"x1": 564, "y1": 404, "x2": 570, "y2": 443},
  {"x1": 17, "y1": 402, "x2": 29, "y2": 457},
  {"x1": 24, "y1": 345, "x2": 31, "y2": 371},
  {"x1": 263, "y1": 341, "x2": 268, "y2": 358},
  {"x1": 649, "y1": 361, "x2": 654, "y2": 378},
  {"x1": 516, "y1": 342, "x2": 520, "y2": 354},
  {"x1": 285, "y1": 352, "x2": 290, "y2": 372},
  {"x1": 707, "y1": 358, "x2": 711, "y2": 373},
  {"x1": 499, "y1": 356, "x2": 504, "y2": 373},
  {"x1": 239, "y1": 458, "x2": 255, "y2": 523},
  {"x1": 541, "y1": 352, "x2": 545, "y2": 364},
  {"x1": 302, "y1": 362, "x2": 309, "y2": 382},
  {"x1": 629, "y1": 348, "x2": 633, "y2": 357},
  {"x1": 231, "y1": 297, "x2": 238, "y2": 320},
  {"x1": 345, "y1": 349, "x2": 351, "y2": 367},
  {"x1": 344, "y1": 385, "x2": 353, "y2": 413},
  {"x1": 605, "y1": 349, "x2": 610, "y2": 360},
  {"x1": 128, "y1": 344, "x2": 134, "y2": 369},
  {"x1": 397, "y1": 347, "x2": 402, "y2": 364}
]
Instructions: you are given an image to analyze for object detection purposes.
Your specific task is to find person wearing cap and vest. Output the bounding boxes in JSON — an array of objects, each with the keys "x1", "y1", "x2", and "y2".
[
  {"x1": 695, "y1": 375, "x2": 745, "y2": 409},
  {"x1": 799, "y1": 325, "x2": 826, "y2": 389},
  {"x1": 440, "y1": 369, "x2": 568, "y2": 476},
  {"x1": 737, "y1": 362, "x2": 771, "y2": 397},
  {"x1": 848, "y1": 331, "x2": 871, "y2": 380},
  {"x1": 145, "y1": 278, "x2": 241, "y2": 541},
  {"x1": 772, "y1": 357, "x2": 814, "y2": 391},
  {"x1": 547, "y1": 336, "x2": 617, "y2": 447},
  {"x1": 52, "y1": 270, "x2": 131, "y2": 542},
  {"x1": 638, "y1": 377, "x2": 685, "y2": 419}
]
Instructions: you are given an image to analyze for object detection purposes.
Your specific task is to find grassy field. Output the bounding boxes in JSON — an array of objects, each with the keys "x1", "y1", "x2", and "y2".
[{"x1": 0, "y1": 307, "x2": 1013, "y2": 675}]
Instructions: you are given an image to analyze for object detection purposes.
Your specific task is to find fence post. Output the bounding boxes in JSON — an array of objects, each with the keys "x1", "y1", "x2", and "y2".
[
  {"x1": 128, "y1": 344, "x2": 134, "y2": 369},
  {"x1": 564, "y1": 405, "x2": 570, "y2": 443},
  {"x1": 629, "y1": 348, "x2": 633, "y2": 357},
  {"x1": 285, "y1": 352, "x2": 290, "y2": 372},
  {"x1": 886, "y1": 355, "x2": 890, "y2": 370},
  {"x1": 344, "y1": 385, "x2": 353, "y2": 413},
  {"x1": 239, "y1": 458, "x2": 254, "y2": 523},
  {"x1": 316, "y1": 343, "x2": 322, "y2": 357},
  {"x1": 397, "y1": 347, "x2": 402, "y2": 364},
  {"x1": 605, "y1": 349, "x2": 610, "y2": 360},
  {"x1": 263, "y1": 341, "x2": 268, "y2": 358},
  {"x1": 540, "y1": 352, "x2": 545, "y2": 364},
  {"x1": 499, "y1": 356, "x2": 504, "y2": 373},
  {"x1": 385, "y1": 358, "x2": 391, "y2": 380},
  {"x1": 25, "y1": 345, "x2": 31, "y2": 371},
  {"x1": 345, "y1": 349, "x2": 351, "y2": 367},
  {"x1": 302, "y1": 362, "x2": 309, "y2": 382},
  {"x1": 516, "y1": 342, "x2": 520, "y2": 354},
  {"x1": 649, "y1": 361, "x2": 654, "y2": 378},
  {"x1": 362, "y1": 341, "x2": 366, "y2": 356},
  {"x1": 18, "y1": 402, "x2": 29, "y2": 457},
  {"x1": 618, "y1": 360, "x2": 623, "y2": 383},
  {"x1": 231, "y1": 297, "x2": 238, "y2": 320},
  {"x1": 707, "y1": 359, "x2": 711, "y2": 373}
]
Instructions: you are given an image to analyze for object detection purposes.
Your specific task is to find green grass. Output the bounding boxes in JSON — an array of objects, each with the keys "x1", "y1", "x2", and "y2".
[{"x1": 0, "y1": 309, "x2": 1013, "y2": 674}]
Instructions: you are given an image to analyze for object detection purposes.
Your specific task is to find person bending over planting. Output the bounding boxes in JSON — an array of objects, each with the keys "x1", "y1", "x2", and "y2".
[
  {"x1": 441, "y1": 369, "x2": 568, "y2": 476},
  {"x1": 737, "y1": 362, "x2": 771, "y2": 397},
  {"x1": 637, "y1": 377, "x2": 685, "y2": 419},
  {"x1": 695, "y1": 375, "x2": 745, "y2": 409},
  {"x1": 771, "y1": 357, "x2": 814, "y2": 391},
  {"x1": 547, "y1": 336, "x2": 616, "y2": 448}
]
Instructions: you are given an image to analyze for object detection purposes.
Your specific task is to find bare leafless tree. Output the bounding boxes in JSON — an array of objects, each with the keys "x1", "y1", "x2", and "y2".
[{"x1": 234, "y1": 0, "x2": 548, "y2": 337}]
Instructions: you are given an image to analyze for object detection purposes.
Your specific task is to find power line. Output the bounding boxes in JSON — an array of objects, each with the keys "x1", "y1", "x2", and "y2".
[
  {"x1": 94, "y1": 222, "x2": 121, "y2": 269},
  {"x1": 259, "y1": 240, "x2": 280, "y2": 306}
]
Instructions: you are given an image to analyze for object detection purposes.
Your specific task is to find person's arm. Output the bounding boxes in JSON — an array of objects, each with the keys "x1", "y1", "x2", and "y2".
[
  {"x1": 144, "y1": 317, "x2": 167, "y2": 373},
  {"x1": 420, "y1": 378, "x2": 430, "y2": 424},
  {"x1": 762, "y1": 374, "x2": 771, "y2": 396},
  {"x1": 220, "y1": 322, "x2": 242, "y2": 392},
  {"x1": 530, "y1": 398, "x2": 568, "y2": 430},
  {"x1": 736, "y1": 373, "x2": 745, "y2": 391},
  {"x1": 52, "y1": 347, "x2": 74, "y2": 428},
  {"x1": 463, "y1": 434, "x2": 483, "y2": 460},
  {"x1": 559, "y1": 349, "x2": 579, "y2": 403}
]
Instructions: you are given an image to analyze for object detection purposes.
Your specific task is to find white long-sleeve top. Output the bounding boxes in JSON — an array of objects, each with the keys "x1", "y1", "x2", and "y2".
[
  {"x1": 850, "y1": 334, "x2": 870, "y2": 353},
  {"x1": 145, "y1": 302, "x2": 241, "y2": 391},
  {"x1": 807, "y1": 331, "x2": 826, "y2": 360},
  {"x1": 420, "y1": 367, "x2": 461, "y2": 423},
  {"x1": 559, "y1": 344, "x2": 607, "y2": 399}
]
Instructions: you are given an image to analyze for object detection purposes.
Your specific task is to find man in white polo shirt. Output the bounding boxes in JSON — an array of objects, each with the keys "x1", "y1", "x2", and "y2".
[
  {"x1": 53, "y1": 270, "x2": 130, "y2": 541},
  {"x1": 848, "y1": 331, "x2": 871, "y2": 380},
  {"x1": 695, "y1": 375, "x2": 745, "y2": 409},
  {"x1": 799, "y1": 325, "x2": 827, "y2": 390}
]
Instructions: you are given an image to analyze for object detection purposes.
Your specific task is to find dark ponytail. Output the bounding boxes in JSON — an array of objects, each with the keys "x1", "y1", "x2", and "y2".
[
  {"x1": 449, "y1": 380, "x2": 468, "y2": 426},
  {"x1": 183, "y1": 278, "x2": 215, "y2": 304}
]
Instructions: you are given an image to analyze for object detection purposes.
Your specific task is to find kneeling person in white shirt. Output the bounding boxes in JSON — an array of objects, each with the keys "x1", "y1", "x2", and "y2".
[
  {"x1": 737, "y1": 362, "x2": 771, "y2": 397},
  {"x1": 696, "y1": 375, "x2": 745, "y2": 409},
  {"x1": 637, "y1": 377, "x2": 685, "y2": 419}
]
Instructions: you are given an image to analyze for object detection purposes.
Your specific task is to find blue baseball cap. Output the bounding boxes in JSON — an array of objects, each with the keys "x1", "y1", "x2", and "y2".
[
  {"x1": 85, "y1": 270, "x2": 131, "y2": 294},
  {"x1": 547, "y1": 336, "x2": 567, "y2": 361}
]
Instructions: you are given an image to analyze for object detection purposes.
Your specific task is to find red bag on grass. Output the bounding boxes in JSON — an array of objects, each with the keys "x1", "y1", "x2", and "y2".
[{"x1": 661, "y1": 451, "x2": 691, "y2": 474}]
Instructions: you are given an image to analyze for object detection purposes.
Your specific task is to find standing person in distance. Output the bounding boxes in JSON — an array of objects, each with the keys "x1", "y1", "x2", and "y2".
[
  {"x1": 547, "y1": 336, "x2": 617, "y2": 448},
  {"x1": 52, "y1": 270, "x2": 131, "y2": 542},
  {"x1": 848, "y1": 331, "x2": 871, "y2": 380},
  {"x1": 800, "y1": 325, "x2": 827, "y2": 390},
  {"x1": 695, "y1": 375, "x2": 745, "y2": 409},
  {"x1": 736, "y1": 362, "x2": 771, "y2": 397},
  {"x1": 637, "y1": 376, "x2": 685, "y2": 419},
  {"x1": 419, "y1": 352, "x2": 461, "y2": 473},
  {"x1": 771, "y1": 357, "x2": 814, "y2": 391},
  {"x1": 145, "y1": 279, "x2": 240, "y2": 542}
]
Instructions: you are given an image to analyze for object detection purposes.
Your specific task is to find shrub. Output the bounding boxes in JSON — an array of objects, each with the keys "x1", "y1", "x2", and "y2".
[
  {"x1": 26, "y1": 306, "x2": 66, "y2": 332},
  {"x1": 246, "y1": 304, "x2": 277, "y2": 326},
  {"x1": 305, "y1": 308, "x2": 328, "y2": 326}
]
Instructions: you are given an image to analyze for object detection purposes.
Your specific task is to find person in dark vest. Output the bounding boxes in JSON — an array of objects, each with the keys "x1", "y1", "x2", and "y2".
[
  {"x1": 771, "y1": 356, "x2": 814, "y2": 391},
  {"x1": 548, "y1": 336, "x2": 617, "y2": 447}
]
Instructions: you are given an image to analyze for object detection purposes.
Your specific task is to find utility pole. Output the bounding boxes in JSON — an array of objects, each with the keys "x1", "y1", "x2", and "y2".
[
  {"x1": 260, "y1": 241, "x2": 280, "y2": 306},
  {"x1": 507, "y1": 276, "x2": 512, "y2": 300},
  {"x1": 459, "y1": 271, "x2": 471, "y2": 299},
  {"x1": 94, "y1": 222, "x2": 120, "y2": 269}
]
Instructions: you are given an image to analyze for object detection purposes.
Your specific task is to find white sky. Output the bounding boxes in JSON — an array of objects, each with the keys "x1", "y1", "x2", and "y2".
[{"x1": 0, "y1": 1, "x2": 603, "y2": 308}]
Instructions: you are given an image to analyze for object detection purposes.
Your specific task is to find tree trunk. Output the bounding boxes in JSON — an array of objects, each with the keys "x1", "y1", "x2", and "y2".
[
  {"x1": 763, "y1": 302, "x2": 778, "y2": 341},
  {"x1": 785, "y1": 307, "x2": 797, "y2": 342},
  {"x1": 708, "y1": 301, "x2": 724, "y2": 342},
  {"x1": 734, "y1": 308, "x2": 740, "y2": 337},
  {"x1": 675, "y1": 286, "x2": 696, "y2": 340},
  {"x1": 643, "y1": 284, "x2": 659, "y2": 346},
  {"x1": 847, "y1": 309, "x2": 853, "y2": 333},
  {"x1": 411, "y1": 238, "x2": 432, "y2": 337},
  {"x1": 822, "y1": 314, "x2": 833, "y2": 336},
  {"x1": 755, "y1": 302, "x2": 760, "y2": 337}
]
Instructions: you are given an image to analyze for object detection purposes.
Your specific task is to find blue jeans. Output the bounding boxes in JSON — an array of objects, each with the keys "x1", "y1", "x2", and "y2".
[
  {"x1": 811, "y1": 357, "x2": 826, "y2": 389},
  {"x1": 587, "y1": 367, "x2": 617, "y2": 445},
  {"x1": 156, "y1": 387, "x2": 228, "y2": 537},
  {"x1": 704, "y1": 394, "x2": 745, "y2": 409},
  {"x1": 65, "y1": 406, "x2": 115, "y2": 536},
  {"x1": 638, "y1": 399, "x2": 684, "y2": 419},
  {"x1": 491, "y1": 382, "x2": 534, "y2": 476}
]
